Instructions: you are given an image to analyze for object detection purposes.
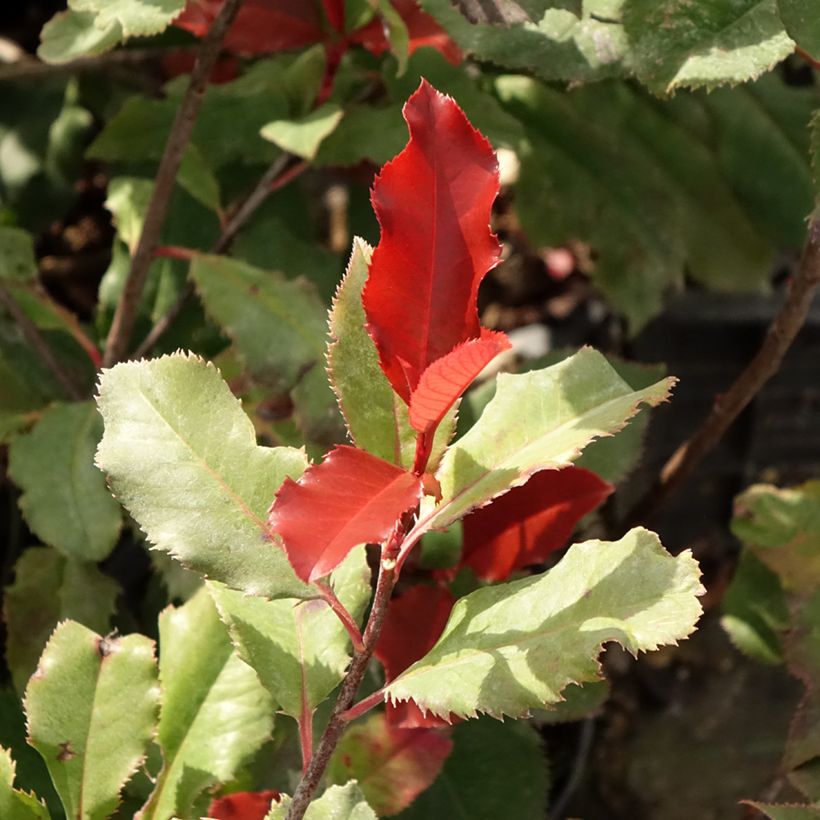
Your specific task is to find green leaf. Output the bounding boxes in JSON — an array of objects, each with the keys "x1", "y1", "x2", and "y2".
[
  {"x1": 396, "y1": 717, "x2": 548, "y2": 820},
  {"x1": 328, "y1": 239, "x2": 455, "y2": 471},
  {"x1": 376, "y1": 0, "x2": 410, "y2": 75},
  {"x1": 261, "y1": 104, "x2": 345, "y2": 161},
  {"x1": 105, "y1": 177, "x2": 153, "y2": 255},
  {"x1": 418, "y1": 0, "x2": 627, "y2": 83},
  {"x1": 267, "y1": 782, "x2": 377, "y2": 820},
  {"x1": 38, "y1": 9, "x2": 121, "y2": 64},
  {"x1": 0, "y1": 228, "x2": 37, "y2": 281},
  {"x1": 25, "y1": 621, "x2": 159, "y2": 820},
  {"x1": 8, "y1": 402, "x2": 122, "y2": 561},
  {"x1": 721, "y1": 549, "x2": 788, "y2": 664},
  {"x1": 407, "y1": 347, "x2": 673, "y2": 543},
  {"x1": 4, "y1": 547, "x2": 119, "y2": 694},
  {"x1": 622, "y1": 0, "x2": 794, "y2": 94},
  {"x1": 141, "y1": 588, "x2": 273, "y2": 820},
  {"x1": 190, "y1": 254, "x2": 328, "y2": 394},
  {"x1": 95, "y1": 352, "x2": 312, "y2": 599},
  {"x1": 731, "y1": 481, "x2": 820, "y2": 596},
  {"x1": 69, "y1": 0, "x2": 185, "y2": 38},
  {"x1": 208, "y1": 546, "x2": 371, "y2": 718},
  {"x1": 386, "y1": 528, "x2": 702, "y2": 719},
  {"x1": 0, "y1": 747, "x2": 50, "y2": 820},
  {"x1": 315, "y1": 106, "x2": 407, "y2": 167},
  {"x1": 778, "y1": 0, "x2": 820, "y2": 60},
  {"x1": 533, "y1": 679, "x2": 610, "y2": 723}
]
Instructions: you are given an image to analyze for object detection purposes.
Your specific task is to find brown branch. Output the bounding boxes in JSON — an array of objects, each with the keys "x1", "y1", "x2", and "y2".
[
  {"x1": 0, "y1": 283, "x2": 82, "y2": 400},
  {"x1": 101, "y1": 0, "x2": 245, "y2": 368},
  {"x1": 131, "y1": 153, "x2": 307, "y2": 360},
  {"x1": 626, "y1": 218, "x2": 820, "y2": 527}
]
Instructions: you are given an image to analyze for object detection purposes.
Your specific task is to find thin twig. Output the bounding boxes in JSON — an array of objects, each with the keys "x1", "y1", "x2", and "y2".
[
  {"x1": 0, "y1": 47, "x2": 189, "y2": 82},
  {"x1": 316, "y1": 582, "x2": 365, "y2": 654},
  {"x1": 0, "y1": 283, "x2": 82, "y2": 400},
  {"x1": 131, "y1": 154, "x2": 307, "y2": 360},
  {"x1": 102, "y1": 0, "x2": 245, "y2": 368},
  {"x1": 625, "y1": 218, "x2": 820, "y2": 527}
]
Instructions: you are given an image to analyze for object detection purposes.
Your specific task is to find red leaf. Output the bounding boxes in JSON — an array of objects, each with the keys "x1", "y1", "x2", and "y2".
[
  {"x1": 321, "y1": 0, "x2": 345, "y2": 33},
  {"x1": 207, "y1": 790, "x2": 281, "y2": 820},
  {"x1": 363, "y1": 80, "x2": 501, "y2": 403},
  {"x1": 375, "y1": 584, "x2": 456, "y2": 728},
  {"x1": 461, "y1": 466, "x2": 613, "y2": 582},
  {"x1": 408, "y1": 329, "x2": 511, "y2": 434},
  {"x1": 350, "y1": 0, "x2": 462, "y2": 64},
  {"x1": 268, "y1": 445, "x2": 422, "y2": 582},
  {"x1": 331, "y1": 712, "x2": 452, "y2": 815},
  {"x1": 175, "y1": 0, "x2": 326, "y2": 54}
]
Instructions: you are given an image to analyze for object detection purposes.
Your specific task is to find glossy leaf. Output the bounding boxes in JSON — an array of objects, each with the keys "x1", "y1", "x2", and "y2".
[
  {"x1": 362, "y1": 79, "x2": 500, "y2": 403},
  {"x1": 208, "y1": 547, "x2": 370, "y2": 718},
  {"x1": 4, "y1": 547, "x2": 119, "y2": 694},
  {"x1": 461, "y1": 466, "x2": 613, "y2": 582},
  {"x1": 386, "y1": 528, "x2": 702, "y2": 719},
  {"x1": 269, "y1": 446, "x2": 422, "y2": 582},
  {"x1": 25, "y1": 621, "x2": 159, "y2": 820},
  {"x1": 174, "y1": 0, "x2": 325, "y2": 54},
  {"x1": 96, "y1": 353, "x2": 312, "y2": 599},
  {"x1": 141, "y1": 588, "x2": 273, "y2": 820},
  {"x1": 190, "y1": 254, "x2": 328, "y2": 394},
  {"x1": 328, "y1": 239, "x2": 455, "y2": 471},
  {"x1": 267, "y1": 782, "x2": 377, "y2": 820},
  {"x1": 328, "y1": 713, "x2": 452, "y2": 815},
  {"x1": 395, "y1": 717, "x2": 548, "y2": 820},
  {"x1": 208, "y1": 790, "x2": 281, "y2": 820},
  {"x1": 8, "y1": 402, "x2": 122, "y2": 562},
  {"x1": 623, "y1": 0, "x2": 793, "y2": 94},
  {"x1": 408, "y1": 331, "x2": 510, "y2": 435},
  {"x1": 261, "y1": 104, "x2": 344, "y2": 160},
  {"x1": 402, "y1": 347, "x2": 673, "y2": 560},
  {"x1": 375, "y1": 585, "x2": 455, "y2": 728},
  {"x1": 0, "y1": 746, "x2": 50, "y2": 820},
  {"x1": 70, "y1": 0, "x2": 185, "y2": 38}
]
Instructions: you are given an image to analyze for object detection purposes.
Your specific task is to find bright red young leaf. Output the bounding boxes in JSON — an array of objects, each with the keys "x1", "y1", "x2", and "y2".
[
  {"x1": 375, "y1": 584, "x2": 456, "y2": 728},
  {"x1": 461, "y1": 466, "x2": 614, "y2": 582},
  {"x1": 408, "y1": 329, "x2": 511, "y2": 434},
  {"x1": 207, "y1": 790, "x2": 281, "y2": 820},
  {"x1": 362, "y1": 79, "x2": 501, "y2": 404},
  {"x1": 331, "y1": 712, "x2": 453, "y2": 815},
  {"x1": 350, "y1": 0, "x2": 462, "y2": 65},
  {"x1": 268, "y1": 445, "x2": 423, "y2": 582},
  {"x1": 175, "y1": 0, "x2": 326, "y2": 54}
]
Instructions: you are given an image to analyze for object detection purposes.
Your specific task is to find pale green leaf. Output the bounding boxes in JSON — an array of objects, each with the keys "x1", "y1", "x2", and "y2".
[
  {"x1": 418, "y1": 0, "x2": 627, "y2": 83},
  {"x1": 778, "y1": 0, "x2": 820, "y2": 60},
  {"x1": 105, "y1": 177, "x2": 153, "y2": 255},
  {"x1": 95, "y1": 352, "x2": 312, "y2": 599},
  {"x1": 178, "y1": 145, "x2": 222, "y2": 213},
  {"x1": 745, "y1": 804, "x2": 820, "y2": 820},
  {"x1": 267, "y1": 782, "x2": 377, "y2": 820},
  {"x1": 208, "y1": 546, "x2": 371, "y2": 718},
  {"x1": 8, "y1": 403, "x2": 122, "y2": 561},
  {"x1": 4, "y1": 547, "x2": 119, "y2": 694},
  {"x1": 0, "y1": 746, "x2": 50, "y2": 820},
  {"x1": 386, "y1": 528, "x2": 702, "y2": 719},
  {"x1": 622, "y1": 0, "x2": 794, "y2": 94},
  {"x1": 533, "y1": 679, "x2": 610, "y2": 723},
  {"x1": 25, "y1": 621, "x2": 159, "y2": 820},
  {"x1": 0, "y1": 228, "x2": 37, "y2": 281},
  {"x1": 38, "y1": 9, "x2": 121, "y2": 64},
  {"x1": 261, "y1": 104, "x2": 345, "y2": 161},
  {"x1": 406, "y1": 347, "x2": 673, "y2": 543},
  {"x1": 190, "y1": 255, "x2": 327, "y2": 394},
  {"x1": 141, "y1": 588, "x2": 273, "y2": 820},
  {"x1": 377, "y1": 0, "x2": 410, "y2": 75},
  {"x1": 396, "y1": 718, "x2": 548, "y2": 820},
  {"x1": 328, "y1": 239, "x2": 455, "y2": 471},
  {"x1": 69, "y1": 0, "x2": 185, "y2": 38}
]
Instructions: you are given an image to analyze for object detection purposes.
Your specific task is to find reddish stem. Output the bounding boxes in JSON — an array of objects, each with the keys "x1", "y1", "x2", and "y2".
[
  {"x1": 411, "y1": 430, "x2": 434, "y2": 476},
  {"x1": 152, "y1": 244, "x2": 198, "y2": 261},
  {"x1": 340, "y1": 689, "x2": 386, "y2": 723},
  {"x1": 316, "y1": 582, "x2": 365, "y2": 654}
]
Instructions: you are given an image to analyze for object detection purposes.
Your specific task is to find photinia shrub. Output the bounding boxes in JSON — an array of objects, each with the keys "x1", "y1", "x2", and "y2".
[{"x1": 2, "y1": 79, "x2": 704, "y2": 820}]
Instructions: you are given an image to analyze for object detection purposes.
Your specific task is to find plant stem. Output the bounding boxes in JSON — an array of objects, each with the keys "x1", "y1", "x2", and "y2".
[
  {"x1": 316, "y1": 583, "x2": 365, "y2": 654},
  {"x1": 284, "y1": 519, "x2": 411, "y2": 820},
  {"x1": 102, "y1": 0, "x2": 244, "y2": 368},
  {"x1": 626, "y1": 218, "x2": 820, "y2": 527},
  {"x1": 0, "y1": 283, "x2": 82, "y2": 400},
  {"x1": 131, "y1": 153, "x2": 306, "y2": 361}
]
